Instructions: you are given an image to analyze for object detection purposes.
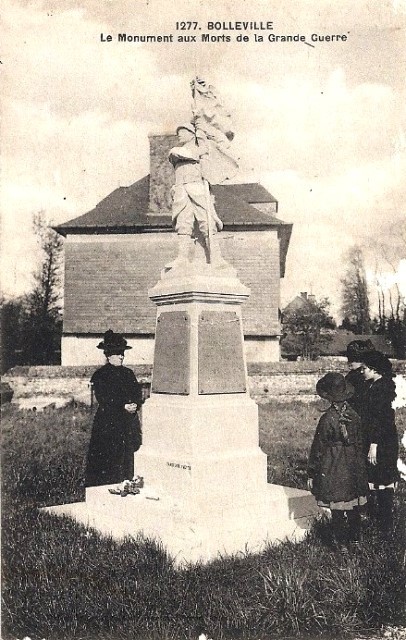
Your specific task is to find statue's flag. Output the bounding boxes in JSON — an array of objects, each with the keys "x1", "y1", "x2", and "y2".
[{"x1": 190, "y1": 77, "x2": 239, "y2": 185}]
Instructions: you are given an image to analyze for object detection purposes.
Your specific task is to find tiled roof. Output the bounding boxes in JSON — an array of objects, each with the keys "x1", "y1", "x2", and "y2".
[
  {"x1": 214, "y1": 182, "x2": 278, "y2": 205},
  {"x1": 56, "y1": 176, "x2": 154, "y2": 231},
  {"x1": 55, "y1": 176, "x2": 284, "y2": 233},
  {"x1": 282, "y1": 295, "x2": 314, "y2": 315},
  {"x1": 281, "y1": 330, "x2": 395, "y2": 358},
  {"x1": 54, "y1": 175, "x2": 292, "y2": 277},
  {"x1": 321, "y1": 331, "x2": 395, "y2": 357}
]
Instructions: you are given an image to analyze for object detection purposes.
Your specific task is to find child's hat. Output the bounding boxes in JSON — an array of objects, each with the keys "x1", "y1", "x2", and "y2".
[{"x1": 316, "y1": 373, "x2": 354, "y2": 402}]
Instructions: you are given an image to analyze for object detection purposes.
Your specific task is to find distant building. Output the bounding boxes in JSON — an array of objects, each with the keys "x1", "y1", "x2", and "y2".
[
  {"x1": 55, "y1": 134, "x2": 292, "y2": 365},
  {"x1": 281, "y1": 293, "x2": 395, "y2": 359},
  {"x1": 282, "y1": 291, "x2": 317, "y2": 315}
]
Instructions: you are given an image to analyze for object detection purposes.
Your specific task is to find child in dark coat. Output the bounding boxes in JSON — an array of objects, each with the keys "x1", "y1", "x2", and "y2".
[
  {"x1": 308, "y1": 373, "x2": 368, "y2": 545},
  {"x1": 360, "y1": 350, "x2": 399, "y2": 538}
]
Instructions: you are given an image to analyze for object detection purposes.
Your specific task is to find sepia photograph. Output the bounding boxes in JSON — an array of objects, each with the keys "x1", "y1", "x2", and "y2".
[{"x1": 1, "y1": 1, "x2": 406, "y2": 639}]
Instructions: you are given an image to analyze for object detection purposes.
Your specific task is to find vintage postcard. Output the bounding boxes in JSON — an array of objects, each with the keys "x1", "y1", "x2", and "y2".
[{"x1": 2, "y1": 1, "x2": 405, "y2": 639}]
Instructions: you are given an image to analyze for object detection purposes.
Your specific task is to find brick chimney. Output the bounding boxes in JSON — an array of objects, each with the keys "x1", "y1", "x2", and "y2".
[
  {"x1": 148, "y1": 133, "x2": 177, "y2": 214},
  {"x1": 300, "y1": 292, "x2": 308, "y2": 300}
]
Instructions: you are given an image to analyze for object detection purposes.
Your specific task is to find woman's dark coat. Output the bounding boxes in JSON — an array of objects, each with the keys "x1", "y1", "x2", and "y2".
[
  {"x1": 86, "y1": 363, "x2": 143, "y2": 487},
  {"x1": 345, "y1": 367, "x2": 370, "y2": 448},
  {"x1": 363, "y1": 376, "x2": 399, "y2": 486},
  {"x1": 345, "y1": 367, "x2": 369, "y2": 419},
  {"x1": 308, "y1": 401, "x2": 368, "y2": 504}
]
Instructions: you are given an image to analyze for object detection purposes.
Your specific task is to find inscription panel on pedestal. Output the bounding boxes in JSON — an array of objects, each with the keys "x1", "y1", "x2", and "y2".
[
  {"x1": 198, "y1": 311, "x2": 247, "y2": 394},
  {"x1": 151, "y1": 311, "x2": 190, "y2": 394}
]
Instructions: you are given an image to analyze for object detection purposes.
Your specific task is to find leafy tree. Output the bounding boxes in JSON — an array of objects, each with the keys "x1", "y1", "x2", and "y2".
[
  {"x1": 340, "y1": 246, "x2": 371, "y2": 334},
  {"x1": 0, "y1": 297, "x2": 26, "y2": 373},
  {"x1": 281, "y1": 297, "x2": 336, "y2": 360},
  {"x1": 1, "y1": 213, "x2": 64, "y2": 369},
  {"x1": 339, "y1": 315, "x2": 358, "y2": 333},
  {"x1": 22, "y1": 213, "x2": 64, "y2": 364}
]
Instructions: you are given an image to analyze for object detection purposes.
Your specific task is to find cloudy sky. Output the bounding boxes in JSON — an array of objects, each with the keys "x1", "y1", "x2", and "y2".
[{"x1": 2, "y1": 0, "x2": 406, "y2": 317}]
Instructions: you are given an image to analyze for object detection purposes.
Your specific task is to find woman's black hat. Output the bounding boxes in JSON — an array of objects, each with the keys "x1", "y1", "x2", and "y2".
[
  {"x1": 346, "y1": 339, "x2": 374, "y2": 363},
  {"x1": 361, "y1": 350, "x2": 393, "y2": 376},
  {"x1": 97, "y1": 329, "x2": 132, "y2": 352},
  {"x1": 316, "y1": 373, "x2": 354, "y2": 402}
]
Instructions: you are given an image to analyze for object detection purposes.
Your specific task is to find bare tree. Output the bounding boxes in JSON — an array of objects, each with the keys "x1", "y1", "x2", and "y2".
[
  {"x1": 340, "y1": 246, "x2": 371, "y2": 334},
  {"x1": 367, "y1": 216, "x2": 406, "y2": 357}
]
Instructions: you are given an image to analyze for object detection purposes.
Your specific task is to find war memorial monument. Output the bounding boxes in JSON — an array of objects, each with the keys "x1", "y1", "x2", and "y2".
[{"x1": 47, "y1": 79, "x2": 318, "y2": 563}]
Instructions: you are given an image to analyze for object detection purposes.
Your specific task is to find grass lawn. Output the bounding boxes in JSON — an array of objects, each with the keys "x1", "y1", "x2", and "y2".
[{"x1": 2, "y1": 401, "x2": 406, "y2": 640}]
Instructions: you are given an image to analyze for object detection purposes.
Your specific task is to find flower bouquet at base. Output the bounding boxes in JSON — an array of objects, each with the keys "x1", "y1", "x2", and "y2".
[{"x1": 108, "y1": 475, "x2": 144, "y2": 497}]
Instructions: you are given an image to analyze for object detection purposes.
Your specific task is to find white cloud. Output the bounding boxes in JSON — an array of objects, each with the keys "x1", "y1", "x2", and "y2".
[{"x1": 261, "y1": 148, "x2": 406, "y2": 315}]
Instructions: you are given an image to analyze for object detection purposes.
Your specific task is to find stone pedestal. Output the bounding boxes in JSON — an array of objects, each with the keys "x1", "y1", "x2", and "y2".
[
  {"x1": 45, "y1": 262, "x2": 319, "y2": 564},
  {"x1": 135, "y1": 267, "x2": 267, "y2": 506}
]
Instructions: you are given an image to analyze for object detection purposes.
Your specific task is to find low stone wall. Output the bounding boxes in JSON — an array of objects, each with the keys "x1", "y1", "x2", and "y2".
[
  {"x1": 250, "y1": 360, "x2": 353, "y2": 403},
  {"x1": 3, "y1": 365, "x2": 152, "y2": 408},
  {"x1": 249, "y1": 360, "x2": 406, "y2": 405},
  {"x1": 4, "y1": 360, "x2": 405, "y2": 408}
]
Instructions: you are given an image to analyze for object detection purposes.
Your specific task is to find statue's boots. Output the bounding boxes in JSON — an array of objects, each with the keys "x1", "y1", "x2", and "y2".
[
  {"x1": 163, "y1": 234, "x2": 192, "y2": 273},
  {"x1": 207, "y1": 234, "x2": 229, "y2": 270}
]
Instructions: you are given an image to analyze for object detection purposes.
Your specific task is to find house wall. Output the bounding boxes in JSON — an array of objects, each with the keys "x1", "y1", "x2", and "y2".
[
  {"x1": 62, "y1": 335, "x2": 155, "y2": 366},
  {"x1": 63, "y1": 233, "x2": 172, "y2": 335},
  {"x1": 62, "y1": 229, "x2": 282, "y2": 364}
]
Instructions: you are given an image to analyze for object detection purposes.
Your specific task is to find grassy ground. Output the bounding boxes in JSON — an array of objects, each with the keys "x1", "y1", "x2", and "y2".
[{"x1": 1, "y1": 401, "x2": 406, "y2": 640}]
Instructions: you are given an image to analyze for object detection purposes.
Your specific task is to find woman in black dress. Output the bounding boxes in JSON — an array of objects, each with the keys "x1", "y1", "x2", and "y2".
[
  {"x1": 360, "y1": 350, "x2": 399, "y2": 537},
  {"x1": 86, "y1": 330, "x2": 143, "y2": 487}
]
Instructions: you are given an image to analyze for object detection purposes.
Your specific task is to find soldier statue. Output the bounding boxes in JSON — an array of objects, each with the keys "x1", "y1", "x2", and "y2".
[{"x1": 165, "y1": 78, "x2": 238, "y2": 273}]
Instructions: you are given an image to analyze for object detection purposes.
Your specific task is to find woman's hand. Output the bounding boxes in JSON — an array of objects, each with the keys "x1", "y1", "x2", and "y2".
[
  {"x1": 124, "y1": 403, "x2": 138, "y2": 414},
  {"x1": 307, "y1": 478, "x2": 313, "y2": 491},
  {"x1": 368, "y1": 443, "x2": 378, "y2": 465}
]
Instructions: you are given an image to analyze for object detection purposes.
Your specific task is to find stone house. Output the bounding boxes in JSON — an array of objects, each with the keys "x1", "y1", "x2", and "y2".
[
  {"x1": 55, "y1": 134, "x2": 292, "y2": 365},
  {"x1": 282, "y1": 291, "x2": 317, "y2": 315},
  {"x1": 281, "y1": 292, "x2": 395, "y2": 359}
]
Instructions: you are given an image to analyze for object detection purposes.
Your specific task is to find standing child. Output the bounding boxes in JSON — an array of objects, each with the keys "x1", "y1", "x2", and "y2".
[
  {"x1": 360, "y1": 350, "x2": 399, "y2": 538},
  {"x1": 308, "y1": 373, "x2": 368, "y2": 546}
]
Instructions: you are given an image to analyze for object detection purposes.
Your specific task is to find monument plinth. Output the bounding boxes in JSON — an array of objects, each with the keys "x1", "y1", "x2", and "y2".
[{"x1": 136, "y1": 265, "x2": 267, "y2": 507}]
